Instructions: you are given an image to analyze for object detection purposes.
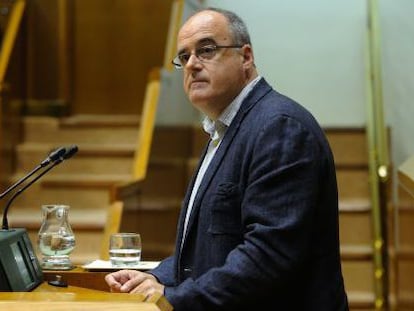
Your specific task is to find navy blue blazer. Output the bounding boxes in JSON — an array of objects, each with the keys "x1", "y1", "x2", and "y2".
[{"x1": 151, "y1": 78, "x2": 349, "y2": 310}]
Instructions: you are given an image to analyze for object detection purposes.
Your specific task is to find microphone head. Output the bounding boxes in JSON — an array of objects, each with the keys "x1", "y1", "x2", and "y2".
[
  {"x1": 49, "y1": 147, "x2": 66, "y2": 162},
  {"x1": 62, "y1": 145, "x2": 78, "y2": 160},
  {"x1": 40, "y1": 146, "x2": 67, "y2": 166}
]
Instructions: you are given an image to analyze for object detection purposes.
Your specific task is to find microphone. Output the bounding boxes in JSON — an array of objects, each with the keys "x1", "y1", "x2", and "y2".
[
  {"x1": 0, "y1": 147, "x2": 66, "y2": 200},
  {"x1": 62, "y1": 145, "x2": 78, "y2": 160},
  {"x1": 1, "y1": 145, "x2": 78, "y2": 230}
]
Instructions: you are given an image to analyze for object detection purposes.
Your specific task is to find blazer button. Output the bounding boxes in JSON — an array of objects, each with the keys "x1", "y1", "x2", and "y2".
[{"x1": 183, "y1": 267, "x2": 192, "y2": 277}]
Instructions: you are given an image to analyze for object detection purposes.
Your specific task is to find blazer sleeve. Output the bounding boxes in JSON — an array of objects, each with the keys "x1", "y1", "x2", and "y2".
[
  {"x1": 161, "y1": 115, "x2": 327, "y2": 310},
  {"x1": 149, "y1": 256, "x2": 175, "y2": 286}
]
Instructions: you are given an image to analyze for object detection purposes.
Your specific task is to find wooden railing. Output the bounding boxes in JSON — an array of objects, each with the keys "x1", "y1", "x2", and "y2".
[{"x1": 132, "y1": 68, "x2": 161, "y2": 181}]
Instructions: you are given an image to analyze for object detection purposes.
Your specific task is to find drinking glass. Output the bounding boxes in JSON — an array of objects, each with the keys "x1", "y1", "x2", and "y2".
[{"x1": 109, "y1": 233, "x2": 141, "y2": 266}]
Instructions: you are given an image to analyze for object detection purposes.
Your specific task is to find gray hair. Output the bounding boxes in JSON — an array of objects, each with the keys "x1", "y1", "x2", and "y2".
[{"x1": 202, "y1": 7, "x2": 252, "y2": 46}]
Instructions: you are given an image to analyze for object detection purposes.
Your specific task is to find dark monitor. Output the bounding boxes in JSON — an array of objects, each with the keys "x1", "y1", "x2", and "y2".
[{"x1": 0, "y1": 228, "x2": 43, "y2": 291}]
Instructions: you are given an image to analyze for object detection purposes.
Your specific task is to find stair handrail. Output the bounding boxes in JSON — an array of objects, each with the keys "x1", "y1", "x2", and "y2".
[
  {"x1": 132, "y1": 67, "x2": 161, "y2": 181},
  {"x1": 0, "y1": 0, "x2": 26, "y2": 92},
  {"x1": 365, "y1": 0, "x2": 391, "y2": 309}
]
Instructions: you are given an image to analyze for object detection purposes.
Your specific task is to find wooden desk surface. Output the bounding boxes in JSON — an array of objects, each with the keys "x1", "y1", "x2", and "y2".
[
  {"x1": 0, "y1": 269, "x2": 173, "y2": 311},
  {"x1": 0, "y1": 301, "x2": 163, "y2": 311},
  {"x1": 43, "y1": 266, "x2": 110, "y2": 291}
]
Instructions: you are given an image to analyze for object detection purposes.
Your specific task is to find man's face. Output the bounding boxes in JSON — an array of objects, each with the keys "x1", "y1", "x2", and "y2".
[{"x1": 176, "y1": 11, "x2": 252, "y2": 119}]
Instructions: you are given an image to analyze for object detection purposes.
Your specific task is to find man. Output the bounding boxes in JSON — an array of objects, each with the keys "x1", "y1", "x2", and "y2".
[{"x1": 106, "y1": 7, "x2": 349, "y2": 310}]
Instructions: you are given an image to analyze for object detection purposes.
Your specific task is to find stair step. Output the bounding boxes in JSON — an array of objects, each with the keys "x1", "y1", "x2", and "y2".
[
  {"x1": 342, "y1": 260, "x2": 374, "y2": 296},
  {"x1": 17, "y1": 143, "x2": 135, "y2": 175},
  {"x1": 325, "y1": 128, "x2": 368, "y2": 166},
  {"x1": 339, "y1": 199, "x2": 372, "y2": 247},
  {"x1": 17, "y1": 142, "x2": 136, "y2": 157},
  {"x1": 12, "y1": 185, "x2": 112, "y2": 210},
  {"x1": 6, "y1": 207, "x2": 107, "y2": 229},
  {"x1": 11, "y1": 173, "x2": 131, "y2": 187},
  {"x1": 346, "y1": 291, "x2": 375, "y2": 309},
  {"x1": 336, "y1": 168, "x2": 370, "y2": 199},
  {"x1": 339, "y1": 199, "x2": 371, "y2": 212},
  {"x1": 341, "y1": 245, "x2": 373, "y2": 260},
  {"x1": 60, "y1": 114, "x2": 140, "y2": 127},
  {"x1": 123, "y1": 197, "x2": 182, "y2": 211},
  {"x1": 23, "y1": 116, "x2": 139, "y2": 145},
  {"x1": 8, "y1": 173, "x2": 130, "y2": 210},
  {"x1": 41, "y1": 173, "x2": 132, "y2": 187}
]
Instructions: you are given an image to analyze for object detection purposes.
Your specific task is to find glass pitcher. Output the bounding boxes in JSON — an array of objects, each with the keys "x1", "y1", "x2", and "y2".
[{"x1": 37, "y1": 204, "x2": 75, "y2": 270}]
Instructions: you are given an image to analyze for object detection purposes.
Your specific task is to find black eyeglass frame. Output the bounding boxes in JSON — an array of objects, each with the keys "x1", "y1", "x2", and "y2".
[{"x1": 171, "y1": 44, "x2": 243, "y2": 69}]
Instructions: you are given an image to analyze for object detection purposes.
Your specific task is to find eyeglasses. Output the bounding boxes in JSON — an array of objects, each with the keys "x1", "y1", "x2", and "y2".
[{"x1": 172, "y1": 44, "x2": 243, "y2": 69}]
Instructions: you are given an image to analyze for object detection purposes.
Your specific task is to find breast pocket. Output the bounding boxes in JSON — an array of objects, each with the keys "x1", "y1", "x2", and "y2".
[{"x1": 207, "y1": 182, "x2": 242, "y2": 235}]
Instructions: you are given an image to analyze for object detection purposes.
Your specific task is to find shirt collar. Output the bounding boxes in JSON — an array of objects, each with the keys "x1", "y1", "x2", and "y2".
[{"x1": 203, "y1": 76, "x2": 261, "y2": 141}]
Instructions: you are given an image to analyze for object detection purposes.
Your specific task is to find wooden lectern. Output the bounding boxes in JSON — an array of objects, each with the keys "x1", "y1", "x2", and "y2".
[{"x1": 0, "y1": 268, "x2": 173, "y2": 311}]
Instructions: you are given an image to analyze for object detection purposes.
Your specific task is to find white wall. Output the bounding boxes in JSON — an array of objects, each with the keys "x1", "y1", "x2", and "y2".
[
  {"x1": 205, "y1": 0, "x2": 367, "y2": 127},
  {"x1": 156, "y1": 0, "x2": 202, "y2": 126},
  {"x1": 203, "y1": 0, "x2": 414, "y2": 167},
  {"x1": 380, "y1": 0, "x2": 414, "y2": 166}
]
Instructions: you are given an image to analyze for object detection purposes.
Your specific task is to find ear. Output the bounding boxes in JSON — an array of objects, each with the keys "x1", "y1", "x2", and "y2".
[{"x1": 241, "y1": 44, "x2": 255, "y2": 68}]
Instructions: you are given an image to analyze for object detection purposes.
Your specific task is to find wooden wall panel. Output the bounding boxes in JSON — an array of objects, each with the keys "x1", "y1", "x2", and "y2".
[
  {"x1": 0, "y1": 0, "x2": 26, "y2": 188},
  {"x1": 24, "y1": 0, "x2": 172, "y2": 115},
  {"x1": 26, "y1": 0, "x2": 61, "y2": 99},
  {"x1": 72, "y1": 0, "x2": 173, "y2": 115}
]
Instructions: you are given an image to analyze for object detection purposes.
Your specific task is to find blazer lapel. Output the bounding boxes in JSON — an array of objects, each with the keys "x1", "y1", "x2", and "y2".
[
  {"x1": 181, "y1": 79, "x2": 273, "y2": 244},
  {"x1": 175, "y1": 142, "x2": 210, "y2": 250}
]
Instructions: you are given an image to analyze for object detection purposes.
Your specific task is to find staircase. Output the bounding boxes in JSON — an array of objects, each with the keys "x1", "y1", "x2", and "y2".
[{"x1": 7, "y1": 114, "x2": 139, "y2": 264}]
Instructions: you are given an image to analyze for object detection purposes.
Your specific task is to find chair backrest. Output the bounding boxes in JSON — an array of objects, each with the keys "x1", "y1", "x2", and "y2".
[{"x1": 100, "y1": 201, "x2": 124, "y2": 260}]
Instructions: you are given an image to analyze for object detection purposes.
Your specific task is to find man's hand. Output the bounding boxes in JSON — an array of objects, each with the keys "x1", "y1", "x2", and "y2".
[{"x1": 105, "y1": 270, "x2": 165, "y2": 298}]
